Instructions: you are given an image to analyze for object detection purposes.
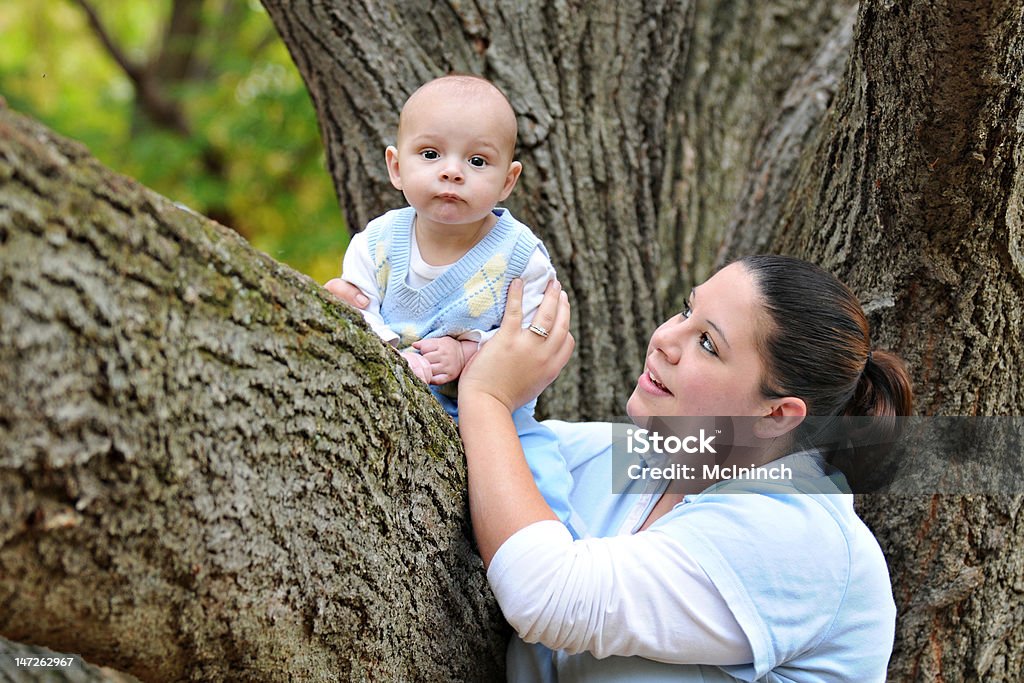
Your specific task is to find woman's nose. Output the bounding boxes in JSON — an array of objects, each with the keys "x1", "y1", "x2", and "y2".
[{"x1": 650, "y1": 319, "x2": 683, "y2": 364}]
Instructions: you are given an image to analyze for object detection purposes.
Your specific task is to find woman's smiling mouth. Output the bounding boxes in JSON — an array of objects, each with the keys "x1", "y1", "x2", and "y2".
[{"x1": 640, "y1": 365, "x2": 673, "y2": 395}]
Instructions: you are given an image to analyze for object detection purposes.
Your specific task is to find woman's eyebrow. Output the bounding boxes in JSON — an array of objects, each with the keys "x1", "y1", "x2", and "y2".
[
  {"x1": 709, "y1": 320, "x2": 730, "y2": 349},
  {"x1": 691, "y1": 287, "x2": 731, "y2": 349}
]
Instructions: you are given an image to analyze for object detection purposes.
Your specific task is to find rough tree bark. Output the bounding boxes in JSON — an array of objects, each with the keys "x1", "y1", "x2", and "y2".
[
  {"x1": 722, "y1": 1, "x2": 1024, "y2": 680},
  {"x1": 0, "y1": 104, "x2": 506, "y2": 681},
  {"x1": 261, "y1": 0, "x2": 853, "y2": 420}
]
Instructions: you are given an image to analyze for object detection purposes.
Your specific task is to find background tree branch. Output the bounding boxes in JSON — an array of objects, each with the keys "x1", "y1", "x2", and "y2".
[
  {"x1": 70, "y1": 0, "x2": 240, "y2": 231},
  {"x1": 70, "y1": 0, "x2": 145, "y2": 82}
]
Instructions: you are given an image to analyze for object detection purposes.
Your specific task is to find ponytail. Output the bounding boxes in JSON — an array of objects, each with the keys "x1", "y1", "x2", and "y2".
[
  {"x1": 842, "y1": 349, "x2": 914, "y2": 446},
  {"x1": 844, "y1": 349, "x2": 913, "y2": 418}
]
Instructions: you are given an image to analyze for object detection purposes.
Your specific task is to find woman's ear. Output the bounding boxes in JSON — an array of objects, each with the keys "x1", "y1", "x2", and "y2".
[
  {"x1": 753, "y1": 397, "x2": 807, "y2": 439},
  {"x1": 385, "y1": 146, "x2": 403, "y2": 190}
]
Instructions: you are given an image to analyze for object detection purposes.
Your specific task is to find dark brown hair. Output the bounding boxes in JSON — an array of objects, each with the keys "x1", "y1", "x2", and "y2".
[{"x1": 739, "y1": 255, "x2": 913, "y2": 448}]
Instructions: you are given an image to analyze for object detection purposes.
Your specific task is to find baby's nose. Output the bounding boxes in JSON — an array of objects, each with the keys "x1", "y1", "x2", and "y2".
[{"x1": 440, "y1": 163, "x2": 464, "y2": 182}]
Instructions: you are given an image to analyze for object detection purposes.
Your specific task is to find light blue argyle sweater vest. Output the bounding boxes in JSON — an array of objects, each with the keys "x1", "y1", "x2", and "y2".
[{"x1": 366, "y1": 207, "x2": 544, "y2": 348}]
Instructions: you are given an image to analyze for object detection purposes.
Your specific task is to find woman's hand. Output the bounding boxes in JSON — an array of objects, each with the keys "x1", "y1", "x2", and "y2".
[
  {"x1": 324, "y1": 278, "x2": 369, "y2": 309},
  {"x1": 459, "y1": 279, "x2": 574, "y2": 413}
]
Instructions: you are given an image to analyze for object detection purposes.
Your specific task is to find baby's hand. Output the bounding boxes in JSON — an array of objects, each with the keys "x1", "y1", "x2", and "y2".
[
  {"x1": 400, "y1": 349, "x2": 433, "y2": 384},
  {"x1": 413, "y1": 337, "x2": 467, "y2": 385}
]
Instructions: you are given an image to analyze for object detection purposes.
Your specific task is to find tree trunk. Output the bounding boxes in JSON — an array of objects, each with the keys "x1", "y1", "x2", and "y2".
[
  {"x1": 0, "y1": 104, "x2": 506, "y2": 681},
  {"x1": 262, "y1": 0, "x2": 852, "y2": 420},
  {"x1": 655, "y1": 0, "x2": 857, "y2": 307},
  {"x1": 721, "y1": 1, "x2": 1024, "y2": 680}
]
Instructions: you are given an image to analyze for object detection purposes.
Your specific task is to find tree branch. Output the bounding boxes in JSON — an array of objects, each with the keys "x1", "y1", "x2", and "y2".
[
  {"x1": 70, "y1": 0, "x2": 144, "y2": 82},
  {"x1": 154, "y1": 0, "x2": 205, "y2": 83},
  {"x1": 71, "y1": 0, "x2": 190, "y2": 135},
  {"x1": 70, "y1": 0, "x2": 243, "y2": 233},
  {"x1": 0, "y1": 103, "x2": 507, "y2": 681}
]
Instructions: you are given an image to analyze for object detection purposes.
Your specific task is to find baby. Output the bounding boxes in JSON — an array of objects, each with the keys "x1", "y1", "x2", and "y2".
[
  {"x1": 336, "y1": 74, "x2": 582, "y2": 536},
  {"x1": 341, "y1": 74, "x2": 555, "y2": 412}
]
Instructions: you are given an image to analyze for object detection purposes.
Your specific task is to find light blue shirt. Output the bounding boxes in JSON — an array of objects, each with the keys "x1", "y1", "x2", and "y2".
[{"x1": 499, "y1": 421, "x2": 896, "y2": 682}]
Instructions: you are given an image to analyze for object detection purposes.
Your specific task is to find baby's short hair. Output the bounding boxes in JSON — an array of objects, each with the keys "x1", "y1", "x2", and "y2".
[{"x1": 398, "y1": 74, "x2": 518, "y2": 154}]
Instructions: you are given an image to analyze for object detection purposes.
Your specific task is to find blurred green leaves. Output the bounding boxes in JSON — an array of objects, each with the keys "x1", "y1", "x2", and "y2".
[{"x1": 0, "y1": 0, "x2": 347, "y2": 284}]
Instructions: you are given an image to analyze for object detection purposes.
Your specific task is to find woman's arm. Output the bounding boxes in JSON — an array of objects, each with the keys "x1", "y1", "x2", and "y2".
[
  {"x1": 488, "y1": 521, "x2": 753, "y2": 665},
  {"x1": 457, "y1": 280, "x2": 757, "y2": 666},
  {"x1": 457, "y1": 278, "x2": 574, "y2": 566}
]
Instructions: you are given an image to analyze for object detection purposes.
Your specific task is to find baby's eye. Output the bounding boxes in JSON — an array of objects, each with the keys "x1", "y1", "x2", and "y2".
[
  {"x1": 421, "y1": 149, "x2": 440, "y2": 160},
  {"x1": 468, "y1": 156, "x2": 487, "y2": 168},
  {"x1": 699, "y1": 332, "x2": 718, "y2": 356}
]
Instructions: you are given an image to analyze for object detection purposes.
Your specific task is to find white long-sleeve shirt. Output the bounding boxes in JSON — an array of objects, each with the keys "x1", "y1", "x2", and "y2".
[{"x1": 489, "y1": 519, "x2": 752, "y2": 664}]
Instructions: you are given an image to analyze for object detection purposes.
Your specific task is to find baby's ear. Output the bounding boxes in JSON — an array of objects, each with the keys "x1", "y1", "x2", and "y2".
[
  {"x1": 385, "y1": 146, "x2": 403, "y2": 190},
  {"x1": 500, "y1": 160, "x2": 523, "y2": 200}
]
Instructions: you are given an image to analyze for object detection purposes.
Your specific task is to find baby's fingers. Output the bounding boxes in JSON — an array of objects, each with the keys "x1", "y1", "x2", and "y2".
[
  {"x1": 412, "y1": 339, "x2": 439, "y2": 353},
  {"x1": 324, "y1": 278, "x2": 369, "y2": 309},
  {"x1": 420, "y1": 349, "x2": 446, "y2": 364}
]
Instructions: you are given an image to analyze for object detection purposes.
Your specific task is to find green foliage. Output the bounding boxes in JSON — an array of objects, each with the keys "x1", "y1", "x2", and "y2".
[{"x1": 0, "y1": 0, "x2": 347, "y2": 284}]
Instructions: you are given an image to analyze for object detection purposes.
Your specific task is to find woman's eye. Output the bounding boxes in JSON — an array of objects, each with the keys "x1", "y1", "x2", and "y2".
[
  {"x1": 469, "y1": 156, "x2": 487, "y2": 168},
  {"x1": 681, "y1": 304, "x2": 693, "y2": 319},
  {"x1": 421, "y1": 150, "x2": 439, "y2": 160},
  {"x1": 699, "y1": 332, "x2": 717, "y2": 356}
]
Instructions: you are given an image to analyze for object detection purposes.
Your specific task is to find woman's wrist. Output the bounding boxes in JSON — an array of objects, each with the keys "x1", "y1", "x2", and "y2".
[{"x1": 458, "y1": 386, "x2": 514, "y2": 417}]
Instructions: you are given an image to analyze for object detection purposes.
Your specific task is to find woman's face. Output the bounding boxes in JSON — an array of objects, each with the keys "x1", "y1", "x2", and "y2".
[{"x1": 627, "y1": 263, "x2": 771, "y2": 420}]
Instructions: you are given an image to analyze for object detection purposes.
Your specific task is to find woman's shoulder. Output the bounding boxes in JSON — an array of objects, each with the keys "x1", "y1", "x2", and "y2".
[
  {"x1": 655, "y1": 488, "x2": 882, "y2": 624},
  {"x1": 658, "y1": 492, "x2": 894, "y2": 678},
  {"x1": 668, "y1": 487, "x2": 862, "y2": 564},
  {"x1": 675, "y1": 453, "x2": 869, "y2": 548}
]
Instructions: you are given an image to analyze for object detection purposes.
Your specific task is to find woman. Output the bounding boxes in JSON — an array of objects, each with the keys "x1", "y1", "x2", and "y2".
[{"x1": 329, "y1": 255, "x2": 913, "y2": 681}]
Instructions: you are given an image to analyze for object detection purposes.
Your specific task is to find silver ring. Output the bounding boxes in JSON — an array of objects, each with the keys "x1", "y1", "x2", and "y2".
[{"x1": 528, "y1": 323, "x2": 549, "y2": 338}]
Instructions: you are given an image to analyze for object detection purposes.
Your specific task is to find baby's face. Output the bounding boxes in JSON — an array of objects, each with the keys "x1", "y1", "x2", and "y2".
[{"x1": 386, "y1": 82, "x2": 521, "y2": 233}]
